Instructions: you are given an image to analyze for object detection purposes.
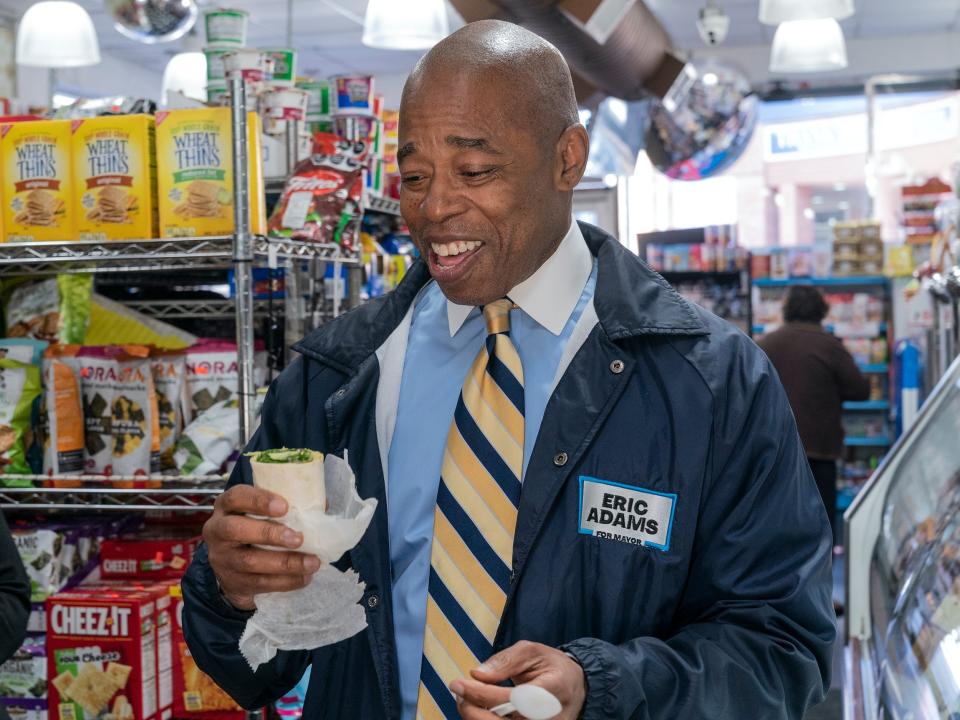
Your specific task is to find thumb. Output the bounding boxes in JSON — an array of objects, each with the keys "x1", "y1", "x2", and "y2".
[{"x1": 471, "y1": 641, "x2": 542, "y2": 683}]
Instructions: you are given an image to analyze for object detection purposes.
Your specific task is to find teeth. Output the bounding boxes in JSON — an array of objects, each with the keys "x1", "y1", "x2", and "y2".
[{"x1": 431, "y1": 241, "x2": 481, "y2": 257}]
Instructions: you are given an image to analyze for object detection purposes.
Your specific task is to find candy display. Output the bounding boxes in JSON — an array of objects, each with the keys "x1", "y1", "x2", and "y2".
[{"x1": 267, "y1": 139, "x2": 365, "y2": 249}]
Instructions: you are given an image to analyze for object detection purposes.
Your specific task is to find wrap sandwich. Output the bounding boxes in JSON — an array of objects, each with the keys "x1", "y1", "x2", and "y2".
[{"x1": 248, "y1": 448, "x2": 327, "y2": 511}]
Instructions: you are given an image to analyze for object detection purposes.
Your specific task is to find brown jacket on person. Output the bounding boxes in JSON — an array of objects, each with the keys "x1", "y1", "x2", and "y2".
[{"x1": 759, "y1": 322, "x2": 871, "y2": 460}]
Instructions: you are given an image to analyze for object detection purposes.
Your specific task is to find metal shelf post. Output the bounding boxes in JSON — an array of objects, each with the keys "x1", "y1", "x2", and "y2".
[{"x1": 231, "y1": 76, "x2": 259, "y2": 445}]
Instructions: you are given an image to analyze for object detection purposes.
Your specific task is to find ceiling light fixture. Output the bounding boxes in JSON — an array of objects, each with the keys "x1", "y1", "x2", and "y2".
[
  {"x1": 362, "y1": 0, "x2": 449, "y2": 50},
  {"x1": 759, "y1": 0, "x2": 854, "y2": 25},
  {"x1": 161, "y1": 51, "x2": 207, "y2": 105},
  {"x1": 16, "y1": 1, "x2": 101, "y2": 67},
  {"x1": 769, "y1": 18, "x2": 848, "y2": 74}
]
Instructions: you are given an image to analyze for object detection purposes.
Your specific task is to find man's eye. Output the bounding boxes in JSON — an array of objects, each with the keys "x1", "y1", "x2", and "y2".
[
  {"x1": 462, "y1": 169, "x2": 493, "y2": 178},
  {"x1": 401, "y1": 175, "x2": 425, "y2": 184}
]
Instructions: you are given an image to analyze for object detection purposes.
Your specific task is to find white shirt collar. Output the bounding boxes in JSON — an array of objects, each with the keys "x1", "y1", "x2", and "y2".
[{"x1": 446, "y1": 220, "x2": 591, "y2": 337}]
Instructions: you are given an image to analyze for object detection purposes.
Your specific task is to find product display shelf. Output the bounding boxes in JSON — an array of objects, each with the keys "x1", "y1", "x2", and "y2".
[
  {"x1": 844, "y1": 400, "x2": 890, "y2": 411},
  {"x1": 845, "y1": 436, "x2": 893, "y2": 447},
  {"x1": 658, "y1": 267, "x2": 753, "y2": 336},
  {"x1": 0, "y1": 476, "x2": 224, "y2": 511},
  {"x1": 117, "y1": 298, "x2": 271, "y2": 321},
  {"x1": 0, "y1": 79, "x2": 279, "y2": 509},
  {"x1": 0, "y1": 235, "x2": 357, "y2": 277},
  {"x1": 265, "y1": 173, "x2": 402, "y2": 217},
  {"x1": 753, "y1": 275, "x2": 888, "y2": 287}
]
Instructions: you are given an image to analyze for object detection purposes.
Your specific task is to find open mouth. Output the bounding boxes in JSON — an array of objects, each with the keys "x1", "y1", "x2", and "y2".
[{"x1": 427, "y1": 239, "x2": 484, "y2": 280}]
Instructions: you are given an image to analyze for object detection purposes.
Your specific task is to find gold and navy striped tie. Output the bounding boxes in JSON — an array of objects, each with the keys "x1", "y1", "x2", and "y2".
[{"x1": 416, "y1": 299, "x2": 524, "y2": 719}]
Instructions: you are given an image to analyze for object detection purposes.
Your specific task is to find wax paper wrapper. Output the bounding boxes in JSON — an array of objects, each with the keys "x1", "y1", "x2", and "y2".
[{"x1": 239, "y1": 452, "x2": 378, "y2": 670}]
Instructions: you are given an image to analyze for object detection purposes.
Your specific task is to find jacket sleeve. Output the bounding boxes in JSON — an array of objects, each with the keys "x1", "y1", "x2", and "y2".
[
  {"x1": 0, "y1": 511, "x2": 30, "y2": 664},
  {"x1": 181, "y1": 359, "x2": 314, "y2": 710},
  {"x1": 561, "y1": 342, "x2": 836, "y2": 720},
  {"x1": 830, "y1": 337, "x2": 871, "y2": 401}
]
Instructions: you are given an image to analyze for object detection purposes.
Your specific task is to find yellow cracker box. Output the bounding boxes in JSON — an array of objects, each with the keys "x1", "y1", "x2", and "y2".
[
  {"x1": 1, "y1": 119, "x2": 75, "y2": 242},
  {"x1": 72, "y1": 115, "x2": 158, "y2": 241},
  {"x1": 155, "y1": 108, "x2": 265, "y2": 238}
]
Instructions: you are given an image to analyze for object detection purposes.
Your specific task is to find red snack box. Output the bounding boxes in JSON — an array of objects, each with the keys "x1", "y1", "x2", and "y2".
[
  {"x1": 100, "y1": 531, "x2": 200, "y2": 580},
  {"x1": 169, "y1": 584, "x2": 246, "y2": 720},
  {"x1": 81, "y1": 581, "x2": 176, "y2": 720},
  {"x1": 47, "y1": 587, "x2": 158, "y2": 720}
]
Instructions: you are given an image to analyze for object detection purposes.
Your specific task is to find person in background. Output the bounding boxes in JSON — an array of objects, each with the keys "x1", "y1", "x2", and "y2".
[
  {"x1": 0, "y1": 512, "x2": 30, "y2": 720},
  {"x1": 759, "y1": 285, "x2": 871, "y2": 550}
]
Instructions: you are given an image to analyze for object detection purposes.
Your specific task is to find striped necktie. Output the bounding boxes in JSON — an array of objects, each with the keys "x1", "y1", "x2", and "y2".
[{"x1": 416, "y1": 298, "x2": 524, "y2": 719}]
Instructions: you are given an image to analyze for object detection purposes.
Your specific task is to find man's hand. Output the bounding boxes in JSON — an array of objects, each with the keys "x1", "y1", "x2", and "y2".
[
  {"x1": 203, "y1": 485, "x2": 321, "y2": 611},
  {"x1": 449, "y1": 641, "x2": 586, "y2": 719}
]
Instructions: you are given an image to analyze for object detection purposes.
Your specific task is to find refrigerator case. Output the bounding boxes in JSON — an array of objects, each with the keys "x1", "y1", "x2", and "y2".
[{"x1": 845, "y1": 354, "x2": 960, "y2": 719}]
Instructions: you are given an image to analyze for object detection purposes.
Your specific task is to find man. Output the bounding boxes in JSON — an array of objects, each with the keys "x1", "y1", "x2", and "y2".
[{"x1": 182, "y1": 20, "x2": 836, "y2": 720}]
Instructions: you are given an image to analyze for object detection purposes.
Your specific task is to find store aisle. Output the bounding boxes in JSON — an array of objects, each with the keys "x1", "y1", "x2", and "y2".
[{"x1": 805, "y1": 553, "x2": 845, "y2": 720}]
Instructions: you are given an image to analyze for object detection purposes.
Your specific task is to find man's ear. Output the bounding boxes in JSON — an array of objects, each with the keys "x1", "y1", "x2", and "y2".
[{"x1": 555, "y1": 124, "x2": 590, "y2": 191}]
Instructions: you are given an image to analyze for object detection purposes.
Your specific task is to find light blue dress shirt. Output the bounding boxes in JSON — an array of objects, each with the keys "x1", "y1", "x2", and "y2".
[{"x1": 381, "y1": 223, "x2": 598, "y2": 718}]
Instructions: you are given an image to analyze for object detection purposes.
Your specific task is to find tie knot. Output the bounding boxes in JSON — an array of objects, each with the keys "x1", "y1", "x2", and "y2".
[{"x1": 482, "y1": 299, "x2": 512, "y2": 335}]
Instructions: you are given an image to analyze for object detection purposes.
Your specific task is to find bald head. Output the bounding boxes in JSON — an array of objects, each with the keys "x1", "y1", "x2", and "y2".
[
  {"x1": 403, "y1": 20, "x2": 579, "y2": 143},
  {"x1": 396, "y1": 19, "x2": 590, "y2": 306}
]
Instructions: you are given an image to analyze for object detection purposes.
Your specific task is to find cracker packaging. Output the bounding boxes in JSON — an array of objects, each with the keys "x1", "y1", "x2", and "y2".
[
  {"x1": 72, "y1": 115, "x2": 158, "y2": 241},
  {"x1": 155, "y1": 108, "x2": 265, "y2": 238},
  {"x1": 182, "y1": 342, "x2": 237, "y2": 423},
  {"x1": 47, "y1": 587, "x2": 157, "y2": 720},
  {"x1": 0, "y1": 119, "x2": 75, "y2": 242},
  {"x1": 169, "y1": 585, "x2": 244, "y2": 720},
  {"x1": 99, "y1": 530, "x2": 199, "y2": 581},
  {"x1": 79, "y1": 581, "x2": 175, "y2": 720}
]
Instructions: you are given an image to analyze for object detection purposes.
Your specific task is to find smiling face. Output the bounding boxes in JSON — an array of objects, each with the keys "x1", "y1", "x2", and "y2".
[{"x1": 398, "y1": 40, "x2": 588, "y2": 306}]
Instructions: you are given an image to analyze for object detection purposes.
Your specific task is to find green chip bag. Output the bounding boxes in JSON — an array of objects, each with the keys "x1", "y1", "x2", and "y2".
[{"x1": 0, "y1": 358, "x2": 42, "y2": 484}]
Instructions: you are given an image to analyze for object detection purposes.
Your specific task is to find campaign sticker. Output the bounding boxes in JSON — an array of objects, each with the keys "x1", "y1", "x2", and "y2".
[{"x1": 578, "y1": 476, "x2": 676, "y2": 552}]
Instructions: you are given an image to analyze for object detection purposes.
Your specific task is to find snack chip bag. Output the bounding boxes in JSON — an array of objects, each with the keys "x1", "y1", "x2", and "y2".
[
  {"x1": 78, "y1": 347, "x2": 117, "y2": 475},
  {"x1": 150, "y1": 349, "x2": 186, "y2": 471},
  {"x1": 5, "y1": 279, "x2": 60, "y2": 342},
  {"x1": 183, "y1": 341, "x2": 238, "y2": 423},
  {"x1": 0, "y1": 358, "x2": 42, "y2": 482},
  {"x1": 40, "y1": 344, "x2": 84, "y2": 479},
  {"x1": 78, "y1": 345, "x2": 161, "y2": 481},
  {"x1": 0, "y1": 338, "x2": 47, "y2": 365},
  {"x1": 112, "y1": 346, "x2": 161, "y2": 481},
  {"x1": 266, "y1": 138, "x2": 365, "y2": 250}
]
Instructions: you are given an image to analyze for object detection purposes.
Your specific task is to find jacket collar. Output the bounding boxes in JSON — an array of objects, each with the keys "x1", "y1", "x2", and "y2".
[{"x1": 293, "y1": 222, "x2": 708, "y2": 371}]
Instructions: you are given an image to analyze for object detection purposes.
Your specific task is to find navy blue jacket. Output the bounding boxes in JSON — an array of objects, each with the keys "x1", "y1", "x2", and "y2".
[{"x1": 182, "y1": 223, "x2": 836, "y2": 719}]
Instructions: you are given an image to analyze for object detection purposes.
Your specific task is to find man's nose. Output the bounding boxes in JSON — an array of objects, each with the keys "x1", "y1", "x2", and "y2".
[{"x1": 419, "y1": 174, "x2": 467, "y2": 224}]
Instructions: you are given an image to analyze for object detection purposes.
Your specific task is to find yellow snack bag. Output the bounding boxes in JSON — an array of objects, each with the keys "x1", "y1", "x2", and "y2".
[
  {"x1": 1, "y1": 119, "x2": 75, "y2": 242},
  {"x1": 72, "y1": 114, "x2": 158, "y2": 241},
  {"x1": 156, "y1": 108, "x2": 265, "y2": 238}
]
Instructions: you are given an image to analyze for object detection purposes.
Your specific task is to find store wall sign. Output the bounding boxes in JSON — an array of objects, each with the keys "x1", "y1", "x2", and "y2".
[
  {"x1": 876, "y1": 95, "x2": 960, "y2": 151},
  {"x1": 763, "y1": 114, "x2": 867, "y2": 162},
  {"x1": 578, "y1": 476, "x2": 676, "y2": 551},
  {"x1": 763, "y1": 95, "x2": 960, "y2": 162}
]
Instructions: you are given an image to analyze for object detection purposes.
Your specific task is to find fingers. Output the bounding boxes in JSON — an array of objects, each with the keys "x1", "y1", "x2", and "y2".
[
  {"x1": 217, "y1": 545, "x2": 321, "y2": 576},
  {"x1": 218, "y1": 514, "x2": 304, "y2": 549},
  {"x1": 216, "y1": 484, "x2": 288, "y2": 517},
  {"x1": 229, "y1": 572, "x2": 312, "y2": 596},
  {"x1": 449, "y1": 678, "x2": 510, "y2": 714},
  {"x1": 471, "y1": 640, "x2": 545, "y2": 683}
]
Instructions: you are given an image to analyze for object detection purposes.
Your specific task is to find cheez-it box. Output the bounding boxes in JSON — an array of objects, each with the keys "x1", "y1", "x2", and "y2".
[
  {"x1": 80, "y1": 581, "x2": 174, "y2": 720},
  {"x1": 46, "y1": 587, "x2": 157, "y2": 720},
  {"x1": 99, "y1": 531, "x2": 200, "y2": 581},
  {"x1": 169, "y1": 584, "x2": 245, "y2": 720}
]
